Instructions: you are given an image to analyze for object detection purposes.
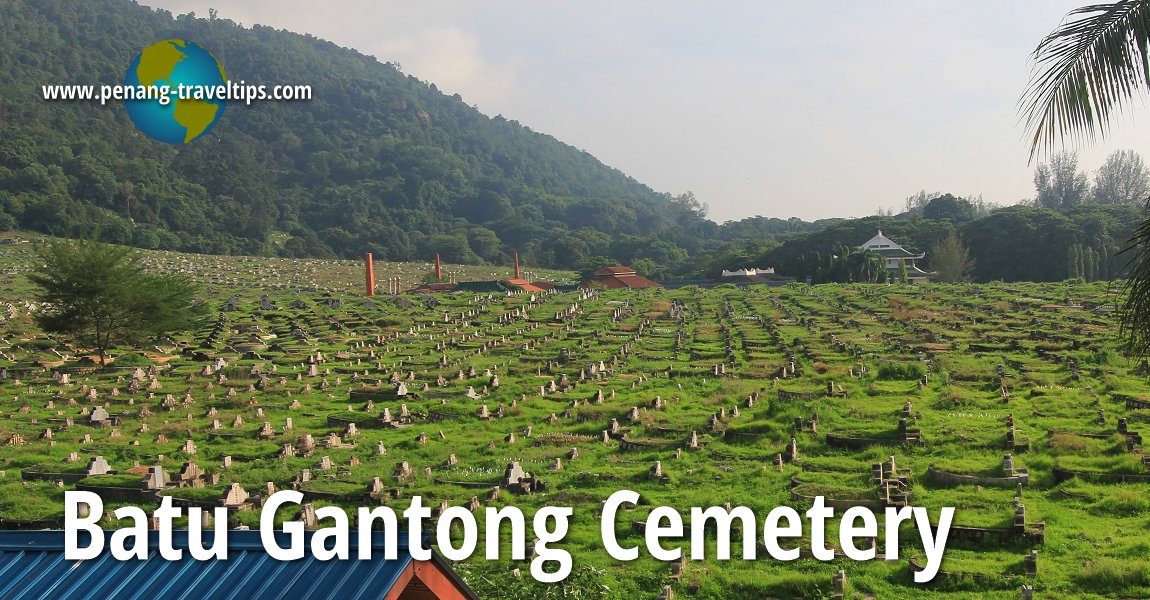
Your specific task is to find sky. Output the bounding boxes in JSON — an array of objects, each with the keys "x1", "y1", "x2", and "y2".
[{"x1": 143, "y1": 0, "x2": 1150, "y2": 222}]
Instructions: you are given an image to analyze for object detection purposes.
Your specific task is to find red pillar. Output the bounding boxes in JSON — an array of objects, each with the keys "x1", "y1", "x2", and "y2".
[
  {"x1": 365, "y1": 252, "x2": 375, "y2": 296},
  {"x1": 435, "y1": 253, "x2": 442, "y2": 281},
  {"x1": 514, "y1": 251, "x2": 520, "y2": 279}
]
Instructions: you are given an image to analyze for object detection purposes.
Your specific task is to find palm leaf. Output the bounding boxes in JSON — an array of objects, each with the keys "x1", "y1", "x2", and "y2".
[
  {"x1": 1118, "y1": 213, "x2": 1150, "y2": 355},
  {"x1": 1021, "y1": 0, "x2": 1150, "y2": 161}
]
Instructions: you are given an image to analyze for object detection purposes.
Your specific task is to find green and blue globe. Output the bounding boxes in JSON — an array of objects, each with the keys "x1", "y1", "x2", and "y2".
[{"x1": 123, "y1": 39, "x2": 226, "y2": 144}]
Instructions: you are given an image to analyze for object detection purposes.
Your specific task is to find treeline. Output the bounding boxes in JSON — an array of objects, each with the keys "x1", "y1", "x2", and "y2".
[
  {"x1": 761, "y1": 197, "x2": 1142, "y2": 283},
  {"x1": 0, "y1": 0, "x2": 826, "y2": 274}
]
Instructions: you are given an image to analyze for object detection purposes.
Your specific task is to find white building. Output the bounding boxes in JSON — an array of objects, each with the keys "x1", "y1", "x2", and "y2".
[
  {"x1": 859, "y1": 231, "x2": 932, "y2": 283},
  {"x1": 720, "y1": 267, "x2": 775, "y2": 278}
]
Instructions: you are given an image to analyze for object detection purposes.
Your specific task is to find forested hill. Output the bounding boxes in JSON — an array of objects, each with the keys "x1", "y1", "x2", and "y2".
[{"x1": 0, "y1": 0, "x2": 769, "y2": 270}]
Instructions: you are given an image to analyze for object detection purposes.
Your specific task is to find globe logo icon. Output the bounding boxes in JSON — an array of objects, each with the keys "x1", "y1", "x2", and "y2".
[{"x1": 123, "y1": 39, "x2": 227, "y2": 144}]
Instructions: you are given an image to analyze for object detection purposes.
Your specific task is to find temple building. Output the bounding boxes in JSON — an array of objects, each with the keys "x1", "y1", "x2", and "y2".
[{"x1": 859, "y1": 230, "x2": 932, "y2": 283}]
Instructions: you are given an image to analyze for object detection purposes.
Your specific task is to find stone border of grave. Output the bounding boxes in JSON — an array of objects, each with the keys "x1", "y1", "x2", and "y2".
[
  {"x1": 926, "y1": 457, "x2": 1029, "y2": 488},
  {"x1": 0, "y1": 515, "x2": 66, "y2": 530},
  {"x1": 787, "y1": 486, "x2": 885, "y2": 511},
  {"x1": 1052, "y1": 465, "x2": 1150, "y2": 484},
  {"x1": 908, "y1": 550, "x2": 1037, "y2": 584}
]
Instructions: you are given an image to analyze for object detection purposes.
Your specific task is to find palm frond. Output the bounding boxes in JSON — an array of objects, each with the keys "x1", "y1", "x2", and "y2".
[
  {"x1": 1118, "y1": 213, "x2": 1150, "y2": 355},
  {"x1": 1021, "y1": 0, "x2": 1150, "y2": 161}
]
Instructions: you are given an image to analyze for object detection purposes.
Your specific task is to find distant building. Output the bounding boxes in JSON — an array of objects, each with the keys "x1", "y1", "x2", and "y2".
[
  {"x1": 859, "y1": 230, "x2": 932, "y2": 283},
  {"x1": 580, "y1": 266, "x2": 661, "y2": 289},
  {"x1": 717, "y1": 267, "x2": 779, "y2": 284},
  {"x1": 720, "y1": 267, "x2": 774, "y2": 277}
]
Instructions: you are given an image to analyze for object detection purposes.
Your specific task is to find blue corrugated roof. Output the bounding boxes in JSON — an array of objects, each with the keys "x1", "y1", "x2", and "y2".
[{"x1": 0, "y1": 530, "x2": 427, "y2": 600}]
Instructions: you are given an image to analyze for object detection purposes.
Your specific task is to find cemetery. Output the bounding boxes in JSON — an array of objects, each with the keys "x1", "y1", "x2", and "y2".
[{"x1": 0, "y1": 241, "x2": 1145, "y2": 598}]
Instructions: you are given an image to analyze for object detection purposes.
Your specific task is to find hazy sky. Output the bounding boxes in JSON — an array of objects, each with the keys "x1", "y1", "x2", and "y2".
[{"x1": 143, "y1": 1, "x2": 1150, "y2": 222}]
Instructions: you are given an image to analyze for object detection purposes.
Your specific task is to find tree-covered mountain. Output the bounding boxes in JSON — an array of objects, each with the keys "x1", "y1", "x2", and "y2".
[{"x1": 3, "y1": 0, "x2": 804, "y2": 270}]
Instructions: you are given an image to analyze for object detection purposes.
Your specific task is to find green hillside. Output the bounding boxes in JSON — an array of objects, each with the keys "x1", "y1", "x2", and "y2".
[{"x1": 0, "y1": 0, "x2": 734, "y2": 269}]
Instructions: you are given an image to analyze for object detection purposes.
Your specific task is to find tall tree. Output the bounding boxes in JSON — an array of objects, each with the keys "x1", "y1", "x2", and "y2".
[
  {"x1": 1021, "y1": 1, "x2": 1150, "y2": 353},
  {"x1": 28, "y1": 239, "x2": 206, "y2": 366},
  {"x1": 1094, "y1": 149, "x2": 1150, "y2": 204},
  {"x1": 922, "y1": 194, "x2": 975, "y2": 223},
  {"x1": 1034, "y1": 152, "x2": 1090, "y2": 210},
  {"x1": 930, "y1": 233, "x2": 975, "y2": 283}
]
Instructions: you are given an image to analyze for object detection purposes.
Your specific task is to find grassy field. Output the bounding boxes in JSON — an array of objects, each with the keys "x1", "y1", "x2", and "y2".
[{"x1": 0, "y1": 240, "x2": 1146, "y2": 598}]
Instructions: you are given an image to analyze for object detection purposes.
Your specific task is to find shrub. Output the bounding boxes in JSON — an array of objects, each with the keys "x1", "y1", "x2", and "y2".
[
  {"x1": 113, "y1": 352, "x2": 154, "y2": 366},
  {"x1": 877, "y1": 361, "x2": 925, "y2": 380}
]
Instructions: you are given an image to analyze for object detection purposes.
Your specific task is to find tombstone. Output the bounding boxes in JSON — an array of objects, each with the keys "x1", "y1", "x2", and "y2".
[
  {"x1": 650, "y1": 461, "x2": 664, "y2": 481},
  {"x1": 1024, "y1": 550, "x2": 1038, "y2": 578},
  {"x1": 784, "y1": 438, "x2": 799, "y2": 461},
  {"x1": 502, "y1": 462, "x2": 528, "y2": 487},
  {"x1": 177, "y1": 461, "x2": 204, "y2": 483},
  {"x1": 89, "y1": 406, "x2": 110, "y2": 424},
  {"x1": 82, "y1": 456, "x2": 111, "y2": 476},
  {"x1": 143, "y1": 466, "x2": 167, "y2": 490},
  {"x1": 832, "y1": 570, "x2": 847, "y2": 600},
  {"x1": 689, "y1": 431, "x2": 700, "y2": 450},
  {"x1": 394, "y1": 461, "x2": 413, "y2": 482}
]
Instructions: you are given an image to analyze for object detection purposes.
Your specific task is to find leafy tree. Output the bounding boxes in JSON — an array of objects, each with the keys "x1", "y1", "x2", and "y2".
[
  {"x1": 1034, "y1": 152, "x2": 1090, "y2": 210},
  {"x1": 28, "y1": 238, "x2": 207, "y2": 366},
  {"x1": 903, "y1": 190, "x2": 945, "y2": 215},
  {"x1": 849, "y1": 248, "x2": 886, "y2": 283},
  {"x1": 577, "y1": 256, "x2": 619, "y2": 280},
  {"x1": 1020, "y1": 1, "x2": 1150, "y2": 352},
  {"x1": 923, "y1": 194, "x2": 975, "y2": 223},
  {"x1": 1085, "y1": 245, "x2": 1097, "y2": 281},
  {"x1": 930, "y1": 232, "x2": 974, "y2": 282},
  {"x1": 1093, "y1": 149, "x2": 1150, "y2": 205}
]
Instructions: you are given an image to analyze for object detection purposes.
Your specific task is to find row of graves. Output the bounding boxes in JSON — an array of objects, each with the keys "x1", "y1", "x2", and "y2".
[{"x1": 0, "y1": 268, "x2": 1144, "y2": 597}]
